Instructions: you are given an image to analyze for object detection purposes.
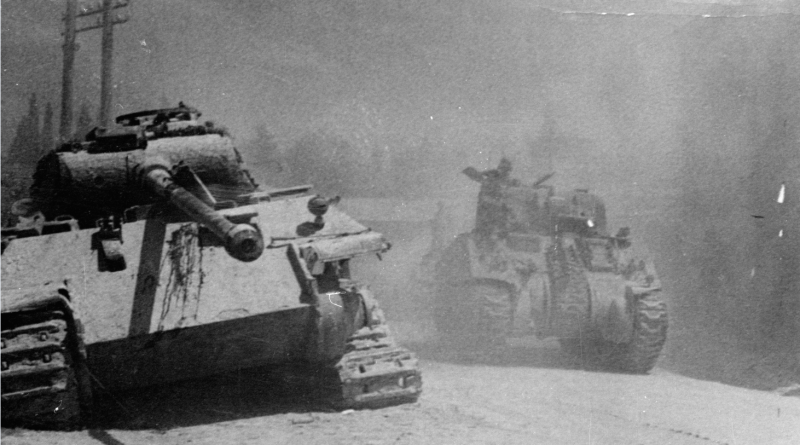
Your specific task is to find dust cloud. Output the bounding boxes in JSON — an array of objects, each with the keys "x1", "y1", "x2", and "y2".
[{"x1": 2, "y1": 1, "x2": 798, "y2": 390}]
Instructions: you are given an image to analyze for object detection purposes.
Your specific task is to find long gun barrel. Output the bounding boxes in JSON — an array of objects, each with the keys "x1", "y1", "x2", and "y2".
[{"x1": 143, "y1": 161, "x2": 264, "y2": 262}]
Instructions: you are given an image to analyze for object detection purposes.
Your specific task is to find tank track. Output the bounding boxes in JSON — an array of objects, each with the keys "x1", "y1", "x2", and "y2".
[
  {"x1": 547, "y1": 238, "x2": 591, "y2": 338},
  {"x1": 614, "y1": 292, "x2": 668, "y2": 373},
  {"x1": 1, "y1": 308, "x2": 86, "y2": 429},
  {"x1": 560, "y1": 291, "x2": 667, "y2": 374},
  {"x1": 334, "y1": 312, "x2": 421, "y2": 409}
]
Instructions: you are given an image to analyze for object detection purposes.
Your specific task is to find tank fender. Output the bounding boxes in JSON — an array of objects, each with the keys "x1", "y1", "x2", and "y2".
[
  {"x1": 299, "y1": 231, "x2": 390, "y2": 275},
  {"x1": 291, "y1": 236, "x2": 384, "y2": 362},
  {"x1": 288, "y1": 232, "x2": 391, "y2": 300},
  {"x1": 2, "y1": 281, "x2": 74, "y2": 314},
  {"x1": 585, "y1": 272, "x2": 634, "y2": 344}
]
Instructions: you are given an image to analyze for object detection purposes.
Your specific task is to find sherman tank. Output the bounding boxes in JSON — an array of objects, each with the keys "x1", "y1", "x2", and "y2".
[
  {"x1": 1, "y1": 104, "x2": 421, "y2": 429},
  {"x1": 432, "y1": 158, "x2": 668, "y2": 373}
]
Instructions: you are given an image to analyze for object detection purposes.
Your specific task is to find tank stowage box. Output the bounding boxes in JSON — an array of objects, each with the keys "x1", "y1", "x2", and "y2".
[
  {"x1": 433, "y1": 159, "x2": 667, "y2": 372},
  {"x1": 1, "y1": 105, "x2": 421, "y2": 429}
]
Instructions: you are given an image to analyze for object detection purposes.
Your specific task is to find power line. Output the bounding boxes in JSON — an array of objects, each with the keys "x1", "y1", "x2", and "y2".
[{"x1": 60, "y1": 0, "x2": 130, "y2": 141}]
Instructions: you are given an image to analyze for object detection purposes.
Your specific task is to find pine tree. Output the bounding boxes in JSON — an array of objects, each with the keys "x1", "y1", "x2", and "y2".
[
  {"x1": 41, "y1": 102, "x2": 54, "y2": 154},
  {"x1": 7, "y1": 93, "x2": 42, "y2": 166},
  {"x1": 74, "y1": 102, "x2": 94, "y2": 140},
  {"x1": 2, "y1": 93, "x2": 40, "y2": 222},
  {"x1": 25, "y1": 93, "x2": 41, "y2": 164}
]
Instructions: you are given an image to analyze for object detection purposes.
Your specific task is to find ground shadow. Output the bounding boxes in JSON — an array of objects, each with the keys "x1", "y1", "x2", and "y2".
[
  {"x1": 88, "y1": 365, "x2": 344, "y2": 430},
  {"x1": 657, "y1": 322, "x2": 800, "y2": 394},
  {"x1": 402, "y1": 336, "x2": 620, "y2": 374}
]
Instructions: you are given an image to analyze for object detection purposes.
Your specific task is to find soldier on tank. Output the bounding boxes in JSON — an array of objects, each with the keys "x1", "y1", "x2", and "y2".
[
  {"x1": 462, "y1": 157, "x2": 519, "y2": 241},
  {"x1": 10, "y1": 199, "x2": 45, "y2": 234}
]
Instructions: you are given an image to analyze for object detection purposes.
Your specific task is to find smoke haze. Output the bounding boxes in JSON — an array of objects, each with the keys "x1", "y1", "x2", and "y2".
[{"x1": 2, "y1": 0, "x2": 798, "y2": 388}]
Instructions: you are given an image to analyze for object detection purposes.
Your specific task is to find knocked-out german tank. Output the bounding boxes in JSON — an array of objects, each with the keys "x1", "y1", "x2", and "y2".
[
  {"x1": 1, "y1": 104, "x2": 421, "y2": 429},
  {"x1": 432, "y1": 159, "x2": 667, "y2": 373}
]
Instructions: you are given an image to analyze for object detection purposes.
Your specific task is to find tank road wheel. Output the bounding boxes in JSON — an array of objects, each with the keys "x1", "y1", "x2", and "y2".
[
  {"x1": 435, "y1": 281, "x2": 512, "y2": 349},
  {"x1": 1, "y1": 308, "x2": 90, "y2": 429}
]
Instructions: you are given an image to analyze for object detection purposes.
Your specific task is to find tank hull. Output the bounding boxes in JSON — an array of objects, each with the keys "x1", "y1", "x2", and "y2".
[
  {"x1": 86, "y1": 305, "x2": 315, "y2": 391},
  {"x1": 2, "y1": 193, "x2": 421, "y2": 428},
  {"x1": 433, "y1": 228, "x2": 667, "y2": 373}
]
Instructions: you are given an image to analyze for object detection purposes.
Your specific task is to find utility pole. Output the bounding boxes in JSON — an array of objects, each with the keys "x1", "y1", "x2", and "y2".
[
  {"x1": 60, "y1": 0, "x2": 77, "y2": 142},
  {"x1": 60, "y1": 0, "x2": 129, "y2": 139},
  {"x1": 99, "y1": 0, "x2": 128, "y2": 127}
]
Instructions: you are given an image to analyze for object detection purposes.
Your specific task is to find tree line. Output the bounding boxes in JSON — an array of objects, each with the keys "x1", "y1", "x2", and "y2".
[
  {"x1": 1, "y1": 93, "x2": 96, "y2": 223},
  {"x1": 240, "y1": 124, "x2": 455, "y2": 199}
]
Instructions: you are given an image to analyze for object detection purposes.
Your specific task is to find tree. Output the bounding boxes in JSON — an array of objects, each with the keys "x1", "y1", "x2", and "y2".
[
  {"x1": 2, "y1": 93, "x2": 40, "y2": 222},
  {"x1": 7, "y1": 93, "x2": 42, "y2": 166},
  {"x1": 41, "y1": 102, "x2": 55, "y2": 154},
  {"x1": 74, "y1": 102, "x2": 94, "y2": 140}
]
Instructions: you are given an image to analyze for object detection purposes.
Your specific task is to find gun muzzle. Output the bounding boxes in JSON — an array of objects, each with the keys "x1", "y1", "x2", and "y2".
[{"x1": 143, "y1": 164, "x2": 264, "y2": 262}]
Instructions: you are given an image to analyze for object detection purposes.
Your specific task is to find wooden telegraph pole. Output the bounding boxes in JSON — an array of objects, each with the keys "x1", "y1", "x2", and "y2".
[
  {"x1": 60, "y1": 0, "x2": 129, "y2": 140},
  {"x1": 60, "y1": 0, "x2": 77, "y2": 142}
]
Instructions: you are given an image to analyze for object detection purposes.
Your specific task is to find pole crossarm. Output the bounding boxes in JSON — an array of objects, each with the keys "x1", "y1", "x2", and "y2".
[
  {"x1": 60, "y1": 0, "x2": 130, "y2": 139},
  {"x1": 75, "y1": 15, "x2": 128, "y2": 34},
  {"x1": 72, "y1": 0, "x2": 128, "y2": 18}
]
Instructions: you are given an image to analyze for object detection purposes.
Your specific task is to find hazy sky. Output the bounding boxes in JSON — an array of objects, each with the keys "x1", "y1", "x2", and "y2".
[{"x1": 2, "y1": 0, "x2": 797, "y2": 153}]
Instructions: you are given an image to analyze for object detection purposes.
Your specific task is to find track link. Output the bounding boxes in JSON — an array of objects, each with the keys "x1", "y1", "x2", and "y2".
[
  {"x1": 1, "y1": 309, "x2": 85, "y2": 429},
  {"x1": 561, "y1": 292, "x2": 668, "y2": 374},
  {"x1": 335, "y1": 321, "x2": 421, "y2": 409},
  {"x1": 615, "y1": 292, "x2": 668, "y2": 373},
  {"x1": 547, "y1": 238, "x2": 591, "y2": 338}
]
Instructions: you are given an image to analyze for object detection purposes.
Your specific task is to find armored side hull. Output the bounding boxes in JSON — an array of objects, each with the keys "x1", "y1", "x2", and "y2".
[
  {"x1": 434, "y1": 231, "x2": 667, "y2": 372},
  {"x1": 1, "y1": 194, "x2": 421, "y2": 429}
]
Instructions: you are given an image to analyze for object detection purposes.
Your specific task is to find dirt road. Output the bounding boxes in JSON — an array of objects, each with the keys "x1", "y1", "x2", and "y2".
[
  {"x1": 4, "y1": 220, "x2": 798, "y2": 445},
  {"x1": 3, "y1": 329, "x2": 798, "y2": 445}
]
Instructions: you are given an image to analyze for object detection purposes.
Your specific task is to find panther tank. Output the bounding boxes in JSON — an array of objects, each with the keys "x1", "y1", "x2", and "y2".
[
  {"x1": 432, "y1": 158, "x2": 668, "y2": 373},
  {"x1": 1, "y1": 104, "x2": 421, "y2": 429}
]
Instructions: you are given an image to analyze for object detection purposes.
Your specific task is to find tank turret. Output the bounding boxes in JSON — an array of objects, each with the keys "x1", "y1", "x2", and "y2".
[{"x1": 12, "y1": 104, "x2": 264, "y2": 261}]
